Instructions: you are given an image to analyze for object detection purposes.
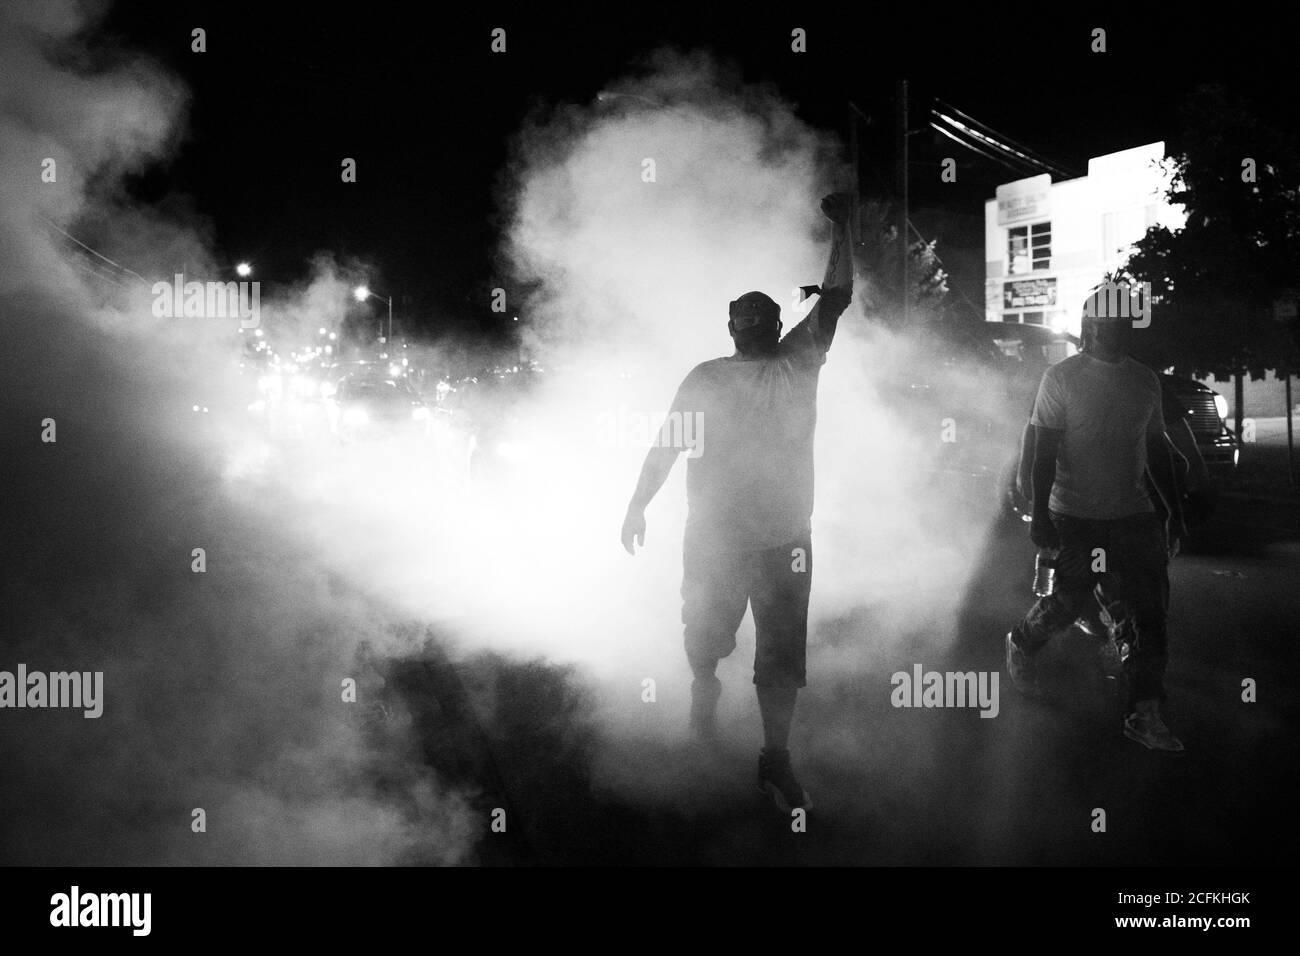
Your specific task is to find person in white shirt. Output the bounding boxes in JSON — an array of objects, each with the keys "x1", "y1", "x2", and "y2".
[{"x1": 1006, "y1": 283, "x2": 1188, "y2": 753}]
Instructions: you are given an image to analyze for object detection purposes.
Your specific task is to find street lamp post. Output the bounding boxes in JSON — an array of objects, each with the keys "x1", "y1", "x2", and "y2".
[{"x1": 354, "y1": 285, "x2": 393, "y2": 343}]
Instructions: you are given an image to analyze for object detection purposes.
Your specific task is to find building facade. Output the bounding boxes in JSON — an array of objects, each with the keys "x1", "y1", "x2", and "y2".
[{"x1": 984, "y1": 142, "x2": 1185, "y2": 338}]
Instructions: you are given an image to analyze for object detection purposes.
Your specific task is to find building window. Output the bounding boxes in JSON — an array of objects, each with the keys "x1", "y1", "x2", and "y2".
[
  {"x1": 1023, "y1": 311, "x2": 1045, "y2": 326},
  {"x1": 1008, "y1": 222, "x2": 1051, "y2": 274}
]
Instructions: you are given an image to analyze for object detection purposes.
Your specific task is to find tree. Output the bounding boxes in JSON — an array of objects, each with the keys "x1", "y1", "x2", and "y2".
[
  {"x1": 852, "y1": 198, "x2": 949, "y2": 327},
  {"x1": 1124, "y1": 85, "x2": 1300, "y2": 435}
]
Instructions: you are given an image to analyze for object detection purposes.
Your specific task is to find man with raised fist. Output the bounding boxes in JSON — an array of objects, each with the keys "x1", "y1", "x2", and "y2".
[{"x1": 620, "y1": 193, "x2": 854, "y2": 813}]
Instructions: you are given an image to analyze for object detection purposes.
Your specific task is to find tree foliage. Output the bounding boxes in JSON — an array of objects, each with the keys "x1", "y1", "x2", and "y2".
[{"x1": 1124, "y1": 85, "x2": 1300, "y2": 379}]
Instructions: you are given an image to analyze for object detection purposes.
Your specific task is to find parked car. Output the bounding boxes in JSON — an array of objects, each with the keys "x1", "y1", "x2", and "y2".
[
  {"x1": 328, "y1": 374, "x2": 432, "y2": 443},
  {"x1": 986, "y1": 322, "x2": 1237, "y2": 520}
]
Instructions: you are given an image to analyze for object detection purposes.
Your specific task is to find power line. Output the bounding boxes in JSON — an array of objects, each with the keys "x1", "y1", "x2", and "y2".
[
  {"x1": 928, "y1": 120, "x2": 1043, "y2": 177},
  {"x1": 932, "y1": 108, "x2": 1068, "y2": 180},
  {"x1": 40, "y1": 215, "x2": 150, "y2": 285},
  {"x1": 934, "y1": 97, "x2": 1080, "y2": 179}
]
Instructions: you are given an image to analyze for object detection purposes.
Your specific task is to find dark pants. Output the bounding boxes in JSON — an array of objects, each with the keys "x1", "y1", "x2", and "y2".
[
  {"x1": 682, "y1": 534, "x2": 812, "y2": 689},
  {"x1": 1015, "y1": 511, "x2": 1170, "y2": 705}
]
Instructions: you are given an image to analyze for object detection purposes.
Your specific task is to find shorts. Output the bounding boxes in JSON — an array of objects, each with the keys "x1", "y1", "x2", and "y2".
[{"x1": 681, "y1": 533, "x2": 812, "y2": 688}]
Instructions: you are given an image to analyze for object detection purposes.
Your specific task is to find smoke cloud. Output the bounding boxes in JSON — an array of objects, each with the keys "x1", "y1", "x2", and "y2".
[
  {"x1": 2, "y1": 8, "x2": 1019, "y2": 863},
  {"x1": 0, "y1": 0, "x2": 475, "y2": 865}
]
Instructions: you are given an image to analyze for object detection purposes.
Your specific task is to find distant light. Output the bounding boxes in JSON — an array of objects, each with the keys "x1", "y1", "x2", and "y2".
[
  {"x1": 328, "y1": 332, "x2": 337, "y2": 340},
  {"x1": 254, "y1": 328, "x2": 263, "y2": 337},
  {"x1": 324, "y1": 345, "x2": 333, "y2": 355},
  {"x1": 354, "y1": 285, "x2": 370, "y2": 302},
  {"x1": 318, "y1": 327, "x2": 327, "y2": 336},
  {"x1": 236, "y1": 262, "x2": 252, "y2": 277}
]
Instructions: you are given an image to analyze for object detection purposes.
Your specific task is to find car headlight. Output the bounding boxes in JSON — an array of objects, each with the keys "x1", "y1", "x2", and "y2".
[
  {"x1": 1213, "y1": 394, "x2": 1229, "y2": 420},
  {"x1": 343, "y1": 408, "x2": 369, "y2": 426}
]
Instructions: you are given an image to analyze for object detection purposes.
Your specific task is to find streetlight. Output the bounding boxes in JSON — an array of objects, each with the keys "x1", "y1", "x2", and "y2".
[
  {"x1": 236, "y1": 262, "x2": 252, "y2": 277},
  {"x1": 354, "y1": 285, "x2": 393, "y2": 342}
]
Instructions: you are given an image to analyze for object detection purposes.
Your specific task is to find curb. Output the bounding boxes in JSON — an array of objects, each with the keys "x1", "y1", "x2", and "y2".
[{"x1": 1220, "y1": 489, "x2": 1300, "y2": 507}]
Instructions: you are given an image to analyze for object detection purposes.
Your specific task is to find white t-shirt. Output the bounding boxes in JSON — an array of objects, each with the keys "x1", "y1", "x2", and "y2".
[{"x1": 1030, "y1": 353, "x2": 1165, "y2": 520}]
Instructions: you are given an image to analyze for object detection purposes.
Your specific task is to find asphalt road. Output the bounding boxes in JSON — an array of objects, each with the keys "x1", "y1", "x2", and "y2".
[
  {"x1": 410, "y1": 496, "x2": 1300, "y2": 866},
  {"x1": 4, "y1": 411, "x2": 1295, "y2": 865}
]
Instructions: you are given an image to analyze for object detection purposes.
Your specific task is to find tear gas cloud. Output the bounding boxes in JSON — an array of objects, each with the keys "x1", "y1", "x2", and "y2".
[
  {"x1": 1, "y1": 5, "x2": 1015, "y2": 863},
  {"x1": 252, "y1": 49, "x2": 1015, "y2": 761},
  {"x1": 0, "y1": 0, "x2": 474, "y2": 865}
]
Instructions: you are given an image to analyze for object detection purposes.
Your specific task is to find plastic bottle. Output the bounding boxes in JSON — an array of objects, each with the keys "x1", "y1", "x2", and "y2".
[{"x1": 1033, "y1": 548, "x2": 1059, "y2": 597}]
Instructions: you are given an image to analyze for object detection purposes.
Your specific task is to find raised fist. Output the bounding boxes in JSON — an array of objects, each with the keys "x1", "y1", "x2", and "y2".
[{"x1": 820, "y1": 192, "x2": 852, "y2": 225}]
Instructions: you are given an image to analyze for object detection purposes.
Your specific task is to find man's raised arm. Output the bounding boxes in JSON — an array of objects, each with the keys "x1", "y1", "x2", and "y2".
[{"x1": 801, "y1": 193, "x2": 855, "y2": 351}]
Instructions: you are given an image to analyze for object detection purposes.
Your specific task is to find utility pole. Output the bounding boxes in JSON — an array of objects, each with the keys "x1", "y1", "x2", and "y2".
[
  {"x1": 848, "y1": 100, "x2": 870, "y2": 264},
  {"x1": 898, "y1": 79, "x2": 910, "y2": 326}
]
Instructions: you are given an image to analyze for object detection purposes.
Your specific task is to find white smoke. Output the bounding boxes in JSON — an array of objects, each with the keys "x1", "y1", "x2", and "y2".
[
  {"x1": 0, "y1": 0, "x2": 476, "y2": 865},
  {"x1": 2, "y1": 4, "x2": 1019, "y2": 860}
]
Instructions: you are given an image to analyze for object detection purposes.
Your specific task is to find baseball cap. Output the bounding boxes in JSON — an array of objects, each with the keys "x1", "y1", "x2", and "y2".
[{"x1": 729, "y1": 291, "x2": 780, "y2": 330}]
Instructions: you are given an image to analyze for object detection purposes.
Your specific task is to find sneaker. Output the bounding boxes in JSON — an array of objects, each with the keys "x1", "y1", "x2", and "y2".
[
  {"x1": 689, "y1": 676, "x2": 722, "y2": 740},
  {"x1": 1124, "y1": 700, "x2": 1185, "y2": 754},
  {"x1": 1005, "y1": 630, "x2": 1041, "y2": 697},
  {"x1": 1097, "y1": 634, "x2": 1130, "y2": 676},
  {"x1": 757, "y1": 747, "x2": 812, "y2": 813}
]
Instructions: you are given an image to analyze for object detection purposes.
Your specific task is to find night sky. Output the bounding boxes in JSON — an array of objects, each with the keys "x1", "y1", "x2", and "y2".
[{"x1": 97, "y1": 3, "x2": 1300, "y2": 335}]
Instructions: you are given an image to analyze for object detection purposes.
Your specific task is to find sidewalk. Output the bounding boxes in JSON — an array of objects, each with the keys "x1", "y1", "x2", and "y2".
[{"x1": 1221, "y1": 416, "x2": 1299, "y2": 501}]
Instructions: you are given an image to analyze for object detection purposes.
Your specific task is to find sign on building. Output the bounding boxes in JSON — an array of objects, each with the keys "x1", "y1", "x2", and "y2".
[
  {"x1": 1003, "y1": 276, "x2": 1057, "y2": 309},
  {"x1": 996, "y1": 174, "x2": 1052, "y2": 226}
]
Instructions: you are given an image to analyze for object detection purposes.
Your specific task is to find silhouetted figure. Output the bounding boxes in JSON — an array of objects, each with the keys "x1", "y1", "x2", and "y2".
[{"x1": 621, "y1": 194, "x2": 854, "y2": 812}]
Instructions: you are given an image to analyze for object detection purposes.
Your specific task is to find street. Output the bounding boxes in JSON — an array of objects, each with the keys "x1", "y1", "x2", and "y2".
[{"x1": 403, "y1": 497, "x2": 1298, "y2": 866}]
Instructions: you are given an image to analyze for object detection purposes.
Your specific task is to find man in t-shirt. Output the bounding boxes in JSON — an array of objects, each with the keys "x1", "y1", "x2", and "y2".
[
  {"x1": 1006, "y1": 283, "x2": 1189, "y2": 752},
  {"x1": 620, "y1": 194, "x2": 853, "y2": 812}
]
